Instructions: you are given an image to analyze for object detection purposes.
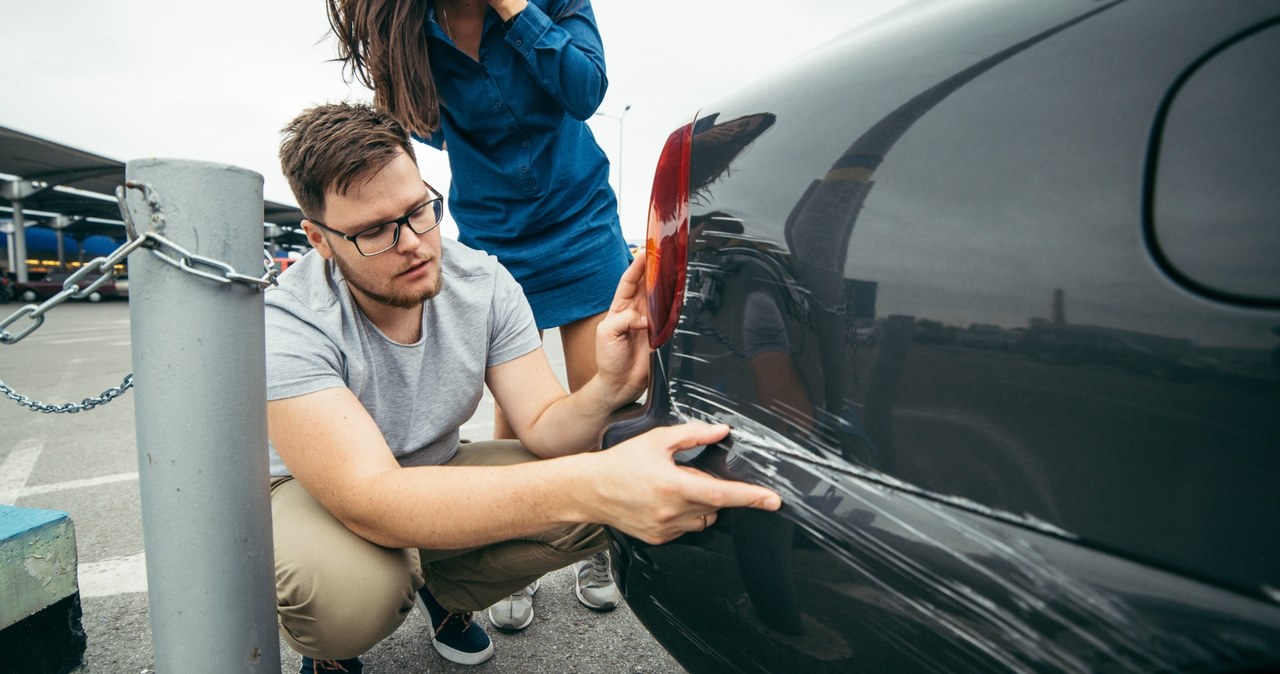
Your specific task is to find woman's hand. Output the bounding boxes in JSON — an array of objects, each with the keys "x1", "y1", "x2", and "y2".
[{"x1": 487, "y1": 0, "x2": 527, "y2": 21}]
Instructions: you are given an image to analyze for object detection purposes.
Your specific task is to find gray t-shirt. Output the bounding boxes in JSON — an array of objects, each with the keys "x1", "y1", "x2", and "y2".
[{"x1": 264, "y1": 238, "x2": 541, "y2": 476}]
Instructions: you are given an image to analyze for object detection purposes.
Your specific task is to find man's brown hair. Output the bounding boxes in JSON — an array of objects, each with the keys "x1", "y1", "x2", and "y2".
[{"x1": 279, "y1": 101, "x2": 417, "y2": 220}]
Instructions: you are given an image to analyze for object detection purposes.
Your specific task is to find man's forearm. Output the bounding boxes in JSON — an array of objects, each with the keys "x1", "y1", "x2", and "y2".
[
  {"x1": 519, "y1": 376, "x2": 634, "y2": 458},
  {"x1": 342, "y1": 454, "x2": 599, "y2": 549},
  {"x1": 334, "y1": 422, "x2": 782, "y2": 551}
]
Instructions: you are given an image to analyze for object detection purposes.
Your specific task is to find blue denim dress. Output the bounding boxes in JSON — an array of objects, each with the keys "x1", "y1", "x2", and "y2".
[{"x1": 419, "y1": 0, "x2": 631, "y2": 329}]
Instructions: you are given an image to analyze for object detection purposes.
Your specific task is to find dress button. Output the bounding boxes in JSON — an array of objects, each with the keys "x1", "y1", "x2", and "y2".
[
  {"x1": 521, "y1": 166, "x2": 529, "y2": 174},
  {"x1": 522, "y1": 141, "x2": 529, "y2": 148},
  {"x1": 494, "y1": 101, "x2": 502, "y2": 109},
  {"x1": 515, "y1": 39, "x2": 522, "y2": 46}
]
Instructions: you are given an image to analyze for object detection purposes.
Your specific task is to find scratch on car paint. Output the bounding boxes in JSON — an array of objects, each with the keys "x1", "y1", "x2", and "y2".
[
  {"x1": 672, "y1": 352, "x2": 712, "y2": 365},
  {"x1": 694, "y1": 229, "x2": 784, "y2": 247},
  {"x1": 661, "y1": 376, "x2": 1256, "y2": 671},
  {"x1": 672, "y1": 378, "x2": 1072, "y2": 538}
]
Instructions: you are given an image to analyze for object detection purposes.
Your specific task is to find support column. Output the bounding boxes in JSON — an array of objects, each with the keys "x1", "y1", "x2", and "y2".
[
  {"x1": 124, "y1": 159, "x2": 280, "y2": 672},
  {"x1": 52, "y1": 215, "x2": 71, "y2": 271},
  {"x1": 2, "y1": 179, "x2": 45, "y2": 284},
  {"x1": 1, "y1": 221, "x2": 15, "y2": 275},
  {"x1": 11, "y1": 202, "x2": 29, "y2": 284}
]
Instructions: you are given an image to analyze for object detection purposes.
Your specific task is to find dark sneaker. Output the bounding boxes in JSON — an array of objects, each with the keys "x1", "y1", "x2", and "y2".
[
  {"x1": 300, "y1": 656, "x2": 363, "y2": 673},
  {"x1": 573, "y1": 551, "x2": 621, "y2": 610},
  {"x1": 415, "y1": 586, "x2": 495, "y2": 665},
  {"x1": 486, "y1": 579, "x2": 539, "y2": 631}
]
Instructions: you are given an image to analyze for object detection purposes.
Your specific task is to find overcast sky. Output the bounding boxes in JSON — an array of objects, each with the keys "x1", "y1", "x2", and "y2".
[{"x1": 3, "y1": 1, "x2": 903, "y2": 241}]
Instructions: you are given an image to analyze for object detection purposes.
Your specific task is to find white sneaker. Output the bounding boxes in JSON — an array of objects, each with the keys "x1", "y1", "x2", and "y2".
[
  {"x1": 486, "y1": 579, "x2": 539, "y2": 632},
  {"x1": 573, "y1": 551, "x2": 621, "y2": 610}
]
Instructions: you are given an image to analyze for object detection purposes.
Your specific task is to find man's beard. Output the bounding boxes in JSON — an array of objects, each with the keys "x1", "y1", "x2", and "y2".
[{"x1": 332, "y1": 254, "x2": 442, "y2": 309}]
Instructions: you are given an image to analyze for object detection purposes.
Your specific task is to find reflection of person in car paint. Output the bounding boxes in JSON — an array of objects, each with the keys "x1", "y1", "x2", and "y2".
[{"x1": 734, "y1": 289, "x2": 811, "y2": 636}]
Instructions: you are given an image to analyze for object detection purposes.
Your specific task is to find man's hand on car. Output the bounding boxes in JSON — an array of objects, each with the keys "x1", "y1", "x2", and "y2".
[{"x1": 585, "y1": 421, "x2": 782, "y2": 545}]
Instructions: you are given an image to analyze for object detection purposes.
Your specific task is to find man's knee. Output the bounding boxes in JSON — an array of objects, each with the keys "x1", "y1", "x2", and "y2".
[
  {"x1": 277, "y1": 545, "x2": 421, "y2": 659},
  {"x1": 540, "y1": 522, "x2": 611, "y2": 556},
  {"x1": 272, "y1": 478, "x2": 423, "y2": 658}
]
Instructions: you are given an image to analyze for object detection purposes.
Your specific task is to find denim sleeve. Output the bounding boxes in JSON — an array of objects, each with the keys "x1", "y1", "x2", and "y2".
[
  {"x1": 503, "y1": 0, "x2": 608, "y2": 121},
  {"x1": 413, "y1": 130, "x2": 446, "y2": 151}
]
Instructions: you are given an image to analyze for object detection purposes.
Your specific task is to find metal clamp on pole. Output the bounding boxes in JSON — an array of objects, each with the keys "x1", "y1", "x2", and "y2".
[{"x1": 121, "y1": 159, "x2": 281, "y2": 672}]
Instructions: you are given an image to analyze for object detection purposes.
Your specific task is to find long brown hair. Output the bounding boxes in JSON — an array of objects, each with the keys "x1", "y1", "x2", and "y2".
[
  {"x1": 327, "y1": 0, "x2": 589, "y2": 138},
  {"x1": 328, "y1": 0, "x2": 439, "y2": 137}
]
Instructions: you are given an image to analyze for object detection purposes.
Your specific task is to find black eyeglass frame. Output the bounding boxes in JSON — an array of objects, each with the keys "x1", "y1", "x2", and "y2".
[{"x1": 308, "y1": 181, "x2": 445, "y2": 257}]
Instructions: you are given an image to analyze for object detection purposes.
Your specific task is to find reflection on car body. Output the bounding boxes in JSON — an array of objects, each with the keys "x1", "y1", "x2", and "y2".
[{"x1": 603, "y1": 0, "x2": 1280, "y2": 671}]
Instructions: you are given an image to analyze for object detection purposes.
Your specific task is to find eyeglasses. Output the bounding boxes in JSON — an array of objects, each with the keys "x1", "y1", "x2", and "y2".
[{"x1": 309, "y1": 182, "x2": 444, "y2": 257}]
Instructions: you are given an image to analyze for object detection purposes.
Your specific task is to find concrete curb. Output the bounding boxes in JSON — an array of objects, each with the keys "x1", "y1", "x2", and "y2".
[{"x1": 1, "y1": 505, "x2": 87, "y2": 673}]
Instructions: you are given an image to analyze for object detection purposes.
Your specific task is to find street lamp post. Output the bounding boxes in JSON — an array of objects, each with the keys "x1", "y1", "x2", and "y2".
[{"x1": 594, "y1": 105, "x2": 631, "y2": 215}]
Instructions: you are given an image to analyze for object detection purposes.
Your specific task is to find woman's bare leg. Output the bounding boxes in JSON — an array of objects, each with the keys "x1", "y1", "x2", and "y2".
[{"x1": 559, "y1": 311, "x2": 607, "y2": 392}]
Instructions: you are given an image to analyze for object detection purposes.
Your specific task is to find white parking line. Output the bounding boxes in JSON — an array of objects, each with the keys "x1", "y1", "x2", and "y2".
[
  {"x1": 47, "y1": 336, "x2": 127, "y2": 345},
  {"x1": 28, "y1": 325, "x2": 125, "y2": 336},
  {"x1": 0, "y1": 438, "x2": 42, "y2": 505},
  {"x1": 16, "y1": 472, "x2": 139, "y2": 498},
  {"x1": 79, "y1": 552, "x2": 148, "y2": 597}
]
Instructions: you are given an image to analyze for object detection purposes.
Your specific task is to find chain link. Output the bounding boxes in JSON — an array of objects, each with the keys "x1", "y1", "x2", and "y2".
[{"x1": 0, "y1": 180, "x2": 280, "y2": 413}]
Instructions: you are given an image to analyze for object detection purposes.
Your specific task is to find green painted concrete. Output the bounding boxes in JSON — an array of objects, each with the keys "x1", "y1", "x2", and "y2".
[{"x1": 1, "y1": 505, "x2": 79, "y2": 629}]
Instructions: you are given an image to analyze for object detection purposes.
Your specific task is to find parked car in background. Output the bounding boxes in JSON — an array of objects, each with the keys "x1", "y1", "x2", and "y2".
[
  {"x1": 15, "y1": 271, "x2": 122, "y2": 303},
  {"x1": 0, "y1": 274, "x2": 13, "y2": 304},
  {"x1": 603, "y1": 0, "x2": 1280, "y2": 671}
]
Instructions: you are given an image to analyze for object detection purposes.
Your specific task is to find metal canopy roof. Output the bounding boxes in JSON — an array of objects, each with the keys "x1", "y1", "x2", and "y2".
[
  {"x1": 0, "y1": 125, "x2": 127, "y2": 196},
  {"x1": 0, "y1": 124, "x2": 305, "y2": 232}
]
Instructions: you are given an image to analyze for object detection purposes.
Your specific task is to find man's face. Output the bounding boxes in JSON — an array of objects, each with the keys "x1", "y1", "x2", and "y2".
[{"x1": 304, "y1": 150, "x2": 444, "y2": 310}]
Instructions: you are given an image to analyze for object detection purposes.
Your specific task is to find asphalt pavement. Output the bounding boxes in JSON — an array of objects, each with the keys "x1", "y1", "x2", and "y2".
[{"x1": 0, "y1": 300, "x2": 686, "y2": 673}]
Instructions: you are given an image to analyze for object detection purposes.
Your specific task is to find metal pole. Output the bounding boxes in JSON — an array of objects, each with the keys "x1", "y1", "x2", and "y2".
[
  {"x1": 125, "y1": 158, "x2": 280, "y2": 672},
  {"x1": 11, "y1": 202, "x2": 28, "y2": 284},
  {"x1": 593, "y1": 107, "x2": 631, "y2": 217},
  {"x1": 2, "y1": 222, "x2": 14, "y2": 275},
  {"x1": 53, "y1": 216, "x2": 67, "y2": 271},
  {"x1": 618, "y1": 104, "x2": 631, "y2": 218}
]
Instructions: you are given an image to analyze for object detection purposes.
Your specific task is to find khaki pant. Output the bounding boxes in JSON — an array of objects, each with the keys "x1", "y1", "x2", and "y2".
[{"x1": 271, "y1": 440, "x2": 609, "y2": 660}]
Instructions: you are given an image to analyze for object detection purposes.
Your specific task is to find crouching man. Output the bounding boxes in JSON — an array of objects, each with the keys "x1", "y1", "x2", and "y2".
[{"x1": 267, "y1": 102, "x2": 782, "y2": 672}]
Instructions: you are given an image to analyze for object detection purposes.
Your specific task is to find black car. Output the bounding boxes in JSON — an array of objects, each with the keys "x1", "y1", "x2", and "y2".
[{"x1": 603, "y1": 1, "x2": 1280, "y2": 671}]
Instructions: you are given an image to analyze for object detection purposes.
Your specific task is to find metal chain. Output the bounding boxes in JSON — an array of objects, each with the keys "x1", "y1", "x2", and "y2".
[
  {"x1": 0, "y1": 180, "x2": 279, "y2": 413},
  {"x1": 0, "y1": 374, "x2": 134, "y2": 414}
]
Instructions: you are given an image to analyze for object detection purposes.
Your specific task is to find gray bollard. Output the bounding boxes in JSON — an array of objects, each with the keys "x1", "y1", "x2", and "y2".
[{"x1": 124, "y1": 159, "x2": 280, "y2": 672}]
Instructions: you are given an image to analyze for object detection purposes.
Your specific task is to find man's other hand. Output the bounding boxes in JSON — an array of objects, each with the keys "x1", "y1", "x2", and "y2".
[{"x1": 588, "y1": 421, "x2": 782, "y2": 545}]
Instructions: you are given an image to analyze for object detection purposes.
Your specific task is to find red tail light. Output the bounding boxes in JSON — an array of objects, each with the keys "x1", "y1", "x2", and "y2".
[{"x1": 645, "y1": 121, "x2": 693, "y2": 349}]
